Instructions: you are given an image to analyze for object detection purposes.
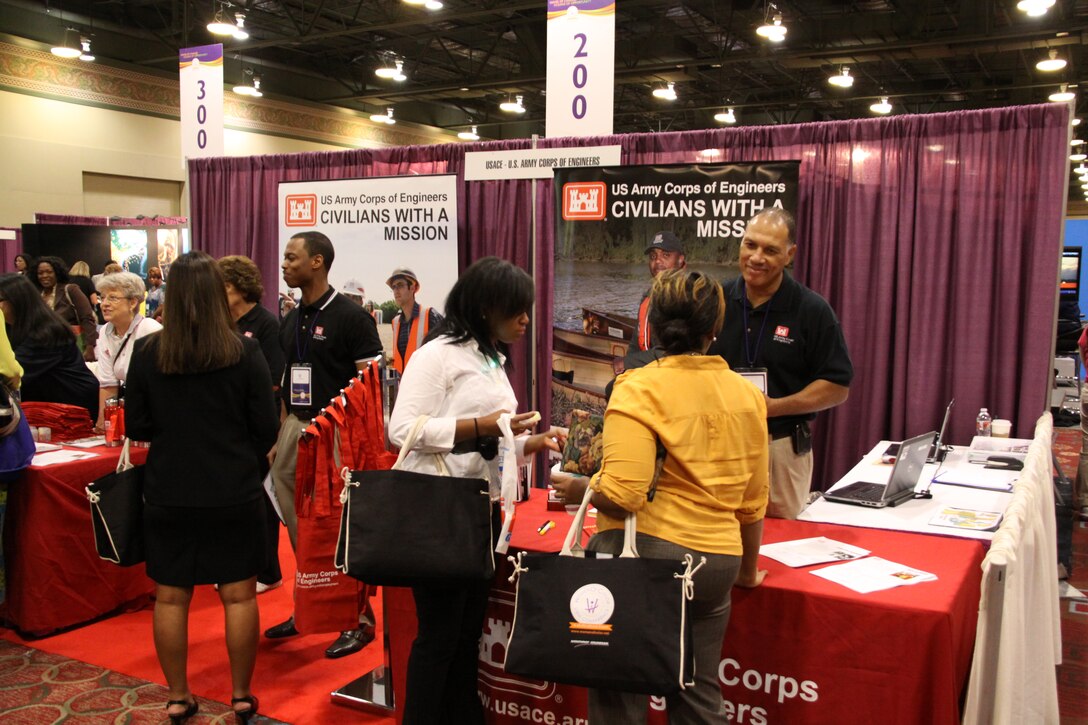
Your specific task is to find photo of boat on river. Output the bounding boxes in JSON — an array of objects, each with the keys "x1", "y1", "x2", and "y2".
[{"x1": 551, "y1": 259, "x2": 738, "y2": 424}]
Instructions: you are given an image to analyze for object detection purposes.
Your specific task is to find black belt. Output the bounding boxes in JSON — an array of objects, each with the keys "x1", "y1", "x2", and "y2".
[
  {"x1": 770, "y1": 429, "x2": 793, "y2": 441},
  {"x1": 290, "y1": 407, "x2": 322, "y2": 421}
]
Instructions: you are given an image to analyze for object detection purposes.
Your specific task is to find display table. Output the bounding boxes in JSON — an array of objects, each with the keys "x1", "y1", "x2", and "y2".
[
  {"x1": 800, "y1": 442, "x2": 1015, "y2": 540},
  {"x1": 381, "y1": 488, "x2": 984, "y2": 725},
  {"x1": 0, "y1": 445, "x2": 153, "y2": 635}
]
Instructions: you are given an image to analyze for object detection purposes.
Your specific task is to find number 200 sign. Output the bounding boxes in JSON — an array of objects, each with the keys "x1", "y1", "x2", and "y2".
[
  {"x1": 179, "y1": 44, "x2": 224, "y2": 159},
  {"x1": 546, "y1": 1, "x2": 615, "y2": 139}
]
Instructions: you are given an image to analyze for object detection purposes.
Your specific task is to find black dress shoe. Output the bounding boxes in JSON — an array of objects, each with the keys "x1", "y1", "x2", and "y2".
[
  {"x1": 264, "y1": 615, "x2": 299, "y2": 639},
  {"x1": 325, "y1": 627, "x2": 375, "y2": 658}
]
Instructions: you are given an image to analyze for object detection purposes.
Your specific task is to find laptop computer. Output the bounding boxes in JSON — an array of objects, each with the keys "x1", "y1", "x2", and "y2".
[
  {"x1": 882, "y1": 399, "x2": 954, "y2": 464},
  {"x1": 825, "y1": 432, "x2": 935, "y2": 508}
]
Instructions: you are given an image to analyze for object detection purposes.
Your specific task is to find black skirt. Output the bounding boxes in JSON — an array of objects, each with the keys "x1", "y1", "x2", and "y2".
[{"x1": 143, "y1": 497, "x2": 267, "y2": 587}]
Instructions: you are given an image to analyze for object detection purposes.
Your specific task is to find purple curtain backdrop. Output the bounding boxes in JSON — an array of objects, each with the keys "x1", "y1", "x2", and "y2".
[
  {"x1": 0, "y1": 228, "x2": 21, "y2": 274},
  {"x1": 188, "y1": 104, "x2": 1068, "y2": 488},
  {"x1": 34, "y1": 213, "x2": 108, "y2": 225}
]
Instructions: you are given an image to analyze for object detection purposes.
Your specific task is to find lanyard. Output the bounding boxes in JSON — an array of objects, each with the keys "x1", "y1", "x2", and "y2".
[
  {"x1": 114, "y1": 317, "x2": 141, "y2": 363},
  {"x1": 740, "y1": 280, "x2": 775, "y2": 368},
  {"x1": 294, "y1": 289, "x2": 337, "y2": 361}
]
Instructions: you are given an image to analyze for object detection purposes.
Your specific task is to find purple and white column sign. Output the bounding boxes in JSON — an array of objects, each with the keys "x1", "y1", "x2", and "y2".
[
  {"x1": 546, "y1": 0, "x2": 615, "y2": 139},
  {"x1": 179, "y1": 44, "x2": 224, "y2": 158}
]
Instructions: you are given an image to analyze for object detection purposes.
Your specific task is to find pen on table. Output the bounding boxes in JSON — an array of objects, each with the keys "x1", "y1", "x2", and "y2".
[{"x1": 537, "y1": 520, "x2": 555, "y2": 535}]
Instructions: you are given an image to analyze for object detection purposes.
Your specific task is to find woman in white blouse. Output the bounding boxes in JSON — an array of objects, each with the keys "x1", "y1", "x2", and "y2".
[
  {"x1": 388, "y1": 256, "x2": 565, "y2": 725},
  {"x1": 93, "y1": 271, "x2": 162, "y2": 432}
]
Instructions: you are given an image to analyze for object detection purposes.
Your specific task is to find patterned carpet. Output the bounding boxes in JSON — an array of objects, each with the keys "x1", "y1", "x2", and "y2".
[
  {"x1": 0, "y1": 640, "x2": 283, "y2": 724},
  {"x1": 1052, "y1": 426, "x2": 1088, "y2": 725}
]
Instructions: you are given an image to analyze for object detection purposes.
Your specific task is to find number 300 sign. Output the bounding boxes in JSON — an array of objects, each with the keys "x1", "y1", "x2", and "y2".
[
  {"x1": 546, "y1": 2, "x2": 615, "y2": 139},
  {"x1": 179, "y1": 44, "x2": 224, "y2": 159}
]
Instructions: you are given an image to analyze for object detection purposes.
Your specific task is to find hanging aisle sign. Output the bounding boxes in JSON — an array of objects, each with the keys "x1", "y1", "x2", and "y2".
[
  {"x1": 179, "y1": 44, "x2": 224, "y2": 158},
  {"x1": 546, "y1": 0, "x2": 615, "y2": 139}
]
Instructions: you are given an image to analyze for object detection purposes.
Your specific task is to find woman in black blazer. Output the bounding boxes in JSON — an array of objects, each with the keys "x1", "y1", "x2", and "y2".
[{"x1": 125, "y1": 252, "x2": 278, "y2": 724}]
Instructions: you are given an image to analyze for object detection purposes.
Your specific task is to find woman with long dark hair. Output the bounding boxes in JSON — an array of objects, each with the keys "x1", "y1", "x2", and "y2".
[
  {"x1": 124, "y1": 252, "x2": 278, "y2": 724},
  {"x1": 0, "y1": 274, "x2": 97, "y2": 420},
  {"x1": 13, "y1": 253, "x2": 34, "y2": 276},
  {"x1": 388, "y1": 256, "x2": 566, "y2": 725},
  {"x1": 31, "y1": 256, "x2": 97, "y2": 361}
]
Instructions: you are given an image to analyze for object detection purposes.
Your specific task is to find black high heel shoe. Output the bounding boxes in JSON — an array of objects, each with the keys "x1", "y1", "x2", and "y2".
[
  {"x1": 232, "y1": 694, "x2": 260, "y2": 723},
  {"x1": 165, "y1": 698, "x2": 198, "y2": 724}
]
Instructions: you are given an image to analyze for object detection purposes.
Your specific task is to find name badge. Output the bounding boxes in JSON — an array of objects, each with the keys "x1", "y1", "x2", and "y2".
[
  {"x1": 735, "y1": 367, "x2": 768, "y2": 393},
  {"x1": 290, "y1": 364, "x2": 313, "y2": 407}
]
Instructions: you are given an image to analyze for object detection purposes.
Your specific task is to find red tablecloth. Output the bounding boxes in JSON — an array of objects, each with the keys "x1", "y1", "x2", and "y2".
[
  {"x1": 384, "y1": 489, "x2": 984, "y2": 725},
  {"x1": 0, "y1": 446, "x2": 154, "y2": 635}
]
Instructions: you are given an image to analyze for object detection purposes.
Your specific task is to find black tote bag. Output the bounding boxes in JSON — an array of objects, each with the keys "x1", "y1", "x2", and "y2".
[
  {"x1": 503, "y1": 486, "x2": 701, "y2": 696},
  {"x1": 336, "y1": 415, "x2": 495, "y2": 587},
  {"x1": 85, "y1": 438, "x2": 145, "y2": 566}
]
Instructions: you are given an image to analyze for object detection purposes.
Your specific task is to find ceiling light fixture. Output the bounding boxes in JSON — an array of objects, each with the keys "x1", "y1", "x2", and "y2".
[
  {"x1": 370, "y1": 107, "x2": 396, "y2": 124},
  {"x1": 652, "y1": 82, "x2": 677, "y2": 100},
  {"x1": 78, "y1": 37, "x2": 95, "y2": 62},
  {"x1": 499, "y1": 95, "x2": 526, "y2": 113},
  {"x1": 1073, "y1": 139, "x2": 1085, "y2": 146},
  {"x1": 828, "y1": 67, "x2": 854, "y2": 88},
  {"x1": 756, "y1": 12, "x2": 787, "y2": 43},
  {"x1": 1074, "y1": 118, "x2": 1083, "y2": 127},
  {"x1": 457, "y1": 125, "x2": 480, "y2": 141},
  {"x1": 1016, "y1": 0, "x2": 1056, "y2": 16},
  {"x1": 50, "y1": 28, "x2": 82, "y2": 59},
  {"x1": 870, "y1": 96, "x2": 893, "y2": 114},
  {"x1": 424, "y1": 0, "x2": 444, "y2": 8},
  {"x1": 232, "y1": 72, "x2": 262, "y2": 97},
  {"x1": 207, "y1": 4, "x2": 238, "y2": 35},
  {"x1": 1071, "y1": 152, "x2": 1088, "y2": 162},
  {"x1": 232, "y1": 13, "x2": 249, "y2": 40},
  {"x1": 1076, "y1": 164, "x2": 1088, "y2": 174},
  {"x1": 1050, "y1": 84, "x2": 1076, "y2": 102},
  {"x1": 1036, "y1": 49, "x2": 1066, "y2": 72},
  {"x1": 714, "y1": 108, "x2": 737, "y2": 124},
  {"x1": 376, "y1": 58, "x2": 406, "y2": 81}
]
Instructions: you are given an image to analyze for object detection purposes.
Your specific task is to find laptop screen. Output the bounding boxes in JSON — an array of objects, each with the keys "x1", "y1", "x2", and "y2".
[
  {"x1": 886, "y1": 432, "x2": 935, "y2": 500},
  {"x1": 934, "y1": 399, "x2": 954, "y2": 449}
]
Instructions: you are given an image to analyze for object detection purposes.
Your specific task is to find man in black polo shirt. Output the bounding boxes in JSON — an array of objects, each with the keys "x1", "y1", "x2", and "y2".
[
  {"x1": 264, "y1": 230, "x2": 383, "y2": 657},
  {"x1": 708, "y1": 209, "x2": 853, "y2": 519}
]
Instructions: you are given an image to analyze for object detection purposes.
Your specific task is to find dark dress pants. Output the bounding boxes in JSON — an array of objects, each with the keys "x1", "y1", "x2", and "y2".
[{"x1": 402, "y1": 504, "x2": 500, "y2": 725}]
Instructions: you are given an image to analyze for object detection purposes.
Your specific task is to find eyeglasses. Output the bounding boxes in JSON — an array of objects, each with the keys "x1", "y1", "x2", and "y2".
[{"x1": 101, "y1": 294, "x2": 132, "y2": 305}]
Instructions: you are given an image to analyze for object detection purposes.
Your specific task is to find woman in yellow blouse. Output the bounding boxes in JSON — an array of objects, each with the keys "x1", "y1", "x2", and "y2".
[
  {"x1": 0, "y1": 308, "x2": 22, "y2": 387},
  {"x1": 582, "y1": 268, "x2": 769, "y2": 724}
]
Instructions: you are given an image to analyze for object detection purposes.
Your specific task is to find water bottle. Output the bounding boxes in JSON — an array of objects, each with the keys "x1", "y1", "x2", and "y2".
[{"x1": 975, "y1": 408, "x2": 992, "y2": 437}]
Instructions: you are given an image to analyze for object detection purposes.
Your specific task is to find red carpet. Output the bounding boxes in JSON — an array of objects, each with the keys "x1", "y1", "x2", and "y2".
[
  {"x1": 1054, "y1": 426, "x2": 1088, "y2": 725},
  {"x1": 0, "y1": 534, "x2": 394, "y2": 724},
  {"x1": 5, "y1": 433, "x2": 1087, "y2": 723}
]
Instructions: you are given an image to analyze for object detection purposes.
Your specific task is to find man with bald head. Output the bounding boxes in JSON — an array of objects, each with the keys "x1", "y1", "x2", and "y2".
[{"x1": 708, "y1": 208, "x2": 853, "y2": 519}]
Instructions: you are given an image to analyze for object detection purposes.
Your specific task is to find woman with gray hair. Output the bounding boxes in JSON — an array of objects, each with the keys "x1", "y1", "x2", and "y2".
[{"x1": 93, "y1": 271, "x2": 162, "y2": 433}]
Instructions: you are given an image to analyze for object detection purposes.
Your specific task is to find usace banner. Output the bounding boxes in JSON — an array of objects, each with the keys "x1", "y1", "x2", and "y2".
[
  {"x1": 276, "y1": 174, "x2": 458, "y2": 322},
  {"x1": 549, "y1": 162, "x2": 800, "y2": 423}
]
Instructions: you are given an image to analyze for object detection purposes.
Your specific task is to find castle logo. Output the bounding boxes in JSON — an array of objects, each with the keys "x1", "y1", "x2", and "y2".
[{"x1": 562, "y1": 182, "x2": 606, "y2": 220}]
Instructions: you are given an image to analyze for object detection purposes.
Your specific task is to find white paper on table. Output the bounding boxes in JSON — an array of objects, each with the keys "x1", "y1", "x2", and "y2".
[
  {"x1": 810, "y1": 556, "x2": 938, "y2": 594},
  {"x1": 33, "y1": 442, "x2": 62, "y2": 453},
  {"x1": 928, "y1": 506, "x2": 1003, "y2": 531},
  {"x1": 32, "y1": 449, "x2": 100, "y2": 467},
  {"x1": 263, "y1": 471, "x2": 285, "y2": 524},
  {"x1": 65, "y1": 436, "x2": 107, "y2": 448},
  {"x1": 931, "y1": 466, "x2": 1017, "y2": 491},
  {"x1": 759, "y1": 537, "x2": 871, "y2": 568}
]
